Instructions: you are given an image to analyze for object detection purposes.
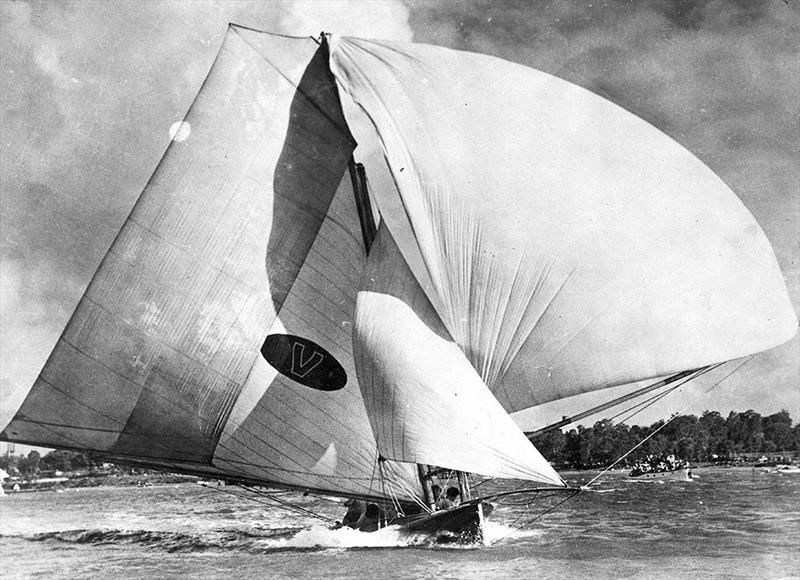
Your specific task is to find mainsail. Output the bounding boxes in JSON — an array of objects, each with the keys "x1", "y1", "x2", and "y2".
[
  {"x1": 1, "y1": 26, "x2": 796, "y2": 503},
  {"x1": 0, "y1": 27, "x2": 421, "y2": 501}
]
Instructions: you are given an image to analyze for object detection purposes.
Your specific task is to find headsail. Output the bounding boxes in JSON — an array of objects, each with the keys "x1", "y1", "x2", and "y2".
[
  {"x1": 0, "y1": 27, "x2": 420, "y2": 502},
  {"x1": 329, "y1": 36, "x2": 797, "y2": 413},
  {"x1": 354, "y1": 224, "x2": 564, "y2": 486}
]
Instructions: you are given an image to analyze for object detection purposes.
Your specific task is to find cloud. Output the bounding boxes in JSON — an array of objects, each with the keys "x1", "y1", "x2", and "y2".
[
  {"x1": 405, "y1": 1, "x2": 798, "y2": 270},
  {"x1": 407, "y1": 0, "x2": 798, "y2": 425},
  {"x1": 0, "y1": 0, "x2": 795, "y2": 431},
  {"x1": 0, "y1": 0, "x2": 412, "y2": 424},
  {"x1": 278, "y1": 0, "x2": 412, "y2": 40}
]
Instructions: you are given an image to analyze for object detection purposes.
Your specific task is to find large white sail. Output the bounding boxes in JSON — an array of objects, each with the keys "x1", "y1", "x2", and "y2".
[
  {"x1": 354, "y1": 225, "x2": 564, "y2": 486},
  {"x1": 330, "y1": 36, "x2": 797, "y2": 413},
  {"x1": 0, "y1": 27, "x2": 420, "y2": 501},
  {"x1": 213, "y1": 174, "x2": 419, "y2": 498}
]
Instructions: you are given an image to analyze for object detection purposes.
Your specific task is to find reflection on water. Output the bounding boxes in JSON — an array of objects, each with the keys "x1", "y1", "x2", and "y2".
[{"x1": 1, "y1": 467, "x2": 798, "y2": 579}]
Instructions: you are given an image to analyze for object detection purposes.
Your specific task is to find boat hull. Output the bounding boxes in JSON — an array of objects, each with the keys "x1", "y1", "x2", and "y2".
[
  {"x1": 341, "y1": 500, "x2": 494, "y2": 544},
  {"x1": 396, "y1": 500, "x2": 493, "y2": 543}
]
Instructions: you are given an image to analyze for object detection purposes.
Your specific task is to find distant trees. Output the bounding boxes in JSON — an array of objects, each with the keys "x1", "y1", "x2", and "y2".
[
  {"x1": 545, "y1": 409, "x2": 798, "y2": 469},
  {"x1": 1, "y1": 409, "x2": 797, "y2": 477},
  {"x1": 0, "y1": 449, "x2": 102, "y2": 479},
  {"x1": 15, "y1": 450, "x2": 41, "y2": 478}
]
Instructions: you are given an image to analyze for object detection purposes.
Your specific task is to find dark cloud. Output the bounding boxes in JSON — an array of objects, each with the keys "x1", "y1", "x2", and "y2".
[
  {"x1": 407, "y1": 0, "x2": 799, "y2": 280},
  {"x1": 0, "y1": 0, "x2": 414, "y2": 426},
  {"x1": 654, "y1": 0, "x2": 774, "y2": 30}
]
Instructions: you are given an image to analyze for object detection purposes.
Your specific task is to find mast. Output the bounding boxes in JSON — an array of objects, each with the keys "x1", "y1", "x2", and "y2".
[
  {"x1": 348, "y1": 160, "x2": 377, "y2": 252},
  {"x1": 417, "y1": 464, "x2": 436, "y2": 509},
  {"x1": 346, "y1": 158, "x2": 474, "y2": 508}
]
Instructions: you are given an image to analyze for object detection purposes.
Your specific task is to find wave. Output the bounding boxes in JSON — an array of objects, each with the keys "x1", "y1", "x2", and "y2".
[
  {"x1": 1, "y1": 520, "x2": 544, "y2": 553},
  {"x1": 1, "y1": 526, "x2": 305, "y2": 554},
  {"x1": 3, "y1": 523, "x2": 498, "y2": 553}
]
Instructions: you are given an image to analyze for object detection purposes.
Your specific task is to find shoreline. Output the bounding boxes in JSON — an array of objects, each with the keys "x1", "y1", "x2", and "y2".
[
  {"x1": 2, "y1": 473, "x2": 198, "y2": 494},
  {"x1": 5, "y1": 463, "x2": 794, "y2": 495}
]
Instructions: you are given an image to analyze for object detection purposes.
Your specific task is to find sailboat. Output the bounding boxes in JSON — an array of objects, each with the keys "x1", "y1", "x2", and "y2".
[{"x1": 1, "y1": 25, "x2": 796, "y2": 544}]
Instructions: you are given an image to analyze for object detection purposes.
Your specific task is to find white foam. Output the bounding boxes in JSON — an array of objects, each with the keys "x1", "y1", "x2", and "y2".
[
  {"x1": 481, "y1": 520, "x2": 543, "y2": 545},
  {"x1": 259, "y1": 524, "x2": 432, "y2": 550}
]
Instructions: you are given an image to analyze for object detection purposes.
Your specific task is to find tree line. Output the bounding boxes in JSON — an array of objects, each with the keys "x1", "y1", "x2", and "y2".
[
  {"x1": 535, "y1": 409, "x2": 798, "y2": 469},
  {"x1": 2, "y1": 409, "x2": 797, "y2": 478},
  {"x1": 1, "y1": 449, "x2": 107, "y2": 479}
]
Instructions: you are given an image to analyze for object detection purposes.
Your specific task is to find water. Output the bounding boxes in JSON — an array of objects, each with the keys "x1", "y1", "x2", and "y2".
[{"x1": 1, "y1": 467, "x2": 798, "y2": 579}]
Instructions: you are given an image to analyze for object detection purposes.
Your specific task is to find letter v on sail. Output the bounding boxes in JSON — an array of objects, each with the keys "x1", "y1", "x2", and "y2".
[
  {"x1": 1, "y1": 24, "x2": 795, "y2": 544},
  {"x1": 261, "y1": 334, "x2": 347, "y2": 390}
]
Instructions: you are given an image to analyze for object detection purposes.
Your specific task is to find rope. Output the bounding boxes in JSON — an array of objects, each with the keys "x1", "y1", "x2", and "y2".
[
  {"x1": 377, "y1": 461, "x2": 406, "y2": 518},
  {"x1": 488, "y1": 489, "x2": 580, "y2": 546},
  {"x1": 388, "y1": 464, "x2": 431, "y2": 514},
  {"x1": 610, "y1": 365, "x2": 716, "y2": 425},
  {"x1": 584, "y1": 359, "x2": 751, "y2": 488},
  {"x1": 492, "y1": 358, "x2": 752, "y2": 544},
  {"x1": 197, "y1": 482, "x2": 338, "y2": 525}
]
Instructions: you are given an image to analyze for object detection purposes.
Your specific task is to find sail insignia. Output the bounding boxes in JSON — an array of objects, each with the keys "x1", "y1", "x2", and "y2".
[{"x1": 261, "y1": 334, "x2": 347, "y2": 391}]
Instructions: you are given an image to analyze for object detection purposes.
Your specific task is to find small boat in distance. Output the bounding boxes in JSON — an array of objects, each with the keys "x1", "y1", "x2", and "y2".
[{"x1": 630, "y1": 455, "x2": 694, "y2": 481}]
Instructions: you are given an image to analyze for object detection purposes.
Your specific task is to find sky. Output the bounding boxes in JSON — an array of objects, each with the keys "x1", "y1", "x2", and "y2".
[{"x1": 1, "y1": 0, "x2": 798, "y2": 450}]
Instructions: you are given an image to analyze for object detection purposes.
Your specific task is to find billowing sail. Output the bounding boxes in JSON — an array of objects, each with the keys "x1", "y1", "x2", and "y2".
[
  {"x1": 0, "y1": 26, "x2": 420, "y2": 501},
  {"x1": 330, "y1": 36, "x2": 797, "y2": 413},
  {"x1": 354, "y1": 224, "x2": 564, "y2": 486}
]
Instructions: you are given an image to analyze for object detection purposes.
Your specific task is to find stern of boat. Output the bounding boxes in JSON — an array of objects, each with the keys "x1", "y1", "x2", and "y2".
[{"x1": 395, "y1": 499, "x2": 494, "y2": 545}]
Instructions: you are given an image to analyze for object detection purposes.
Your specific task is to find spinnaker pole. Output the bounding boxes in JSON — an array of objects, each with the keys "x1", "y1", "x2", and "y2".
[{"x1": 525, "y1": 367, "x2": 710, "y2": 440}]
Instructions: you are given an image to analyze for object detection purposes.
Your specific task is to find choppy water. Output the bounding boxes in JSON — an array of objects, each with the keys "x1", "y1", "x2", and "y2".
[{"x1": 1, "y1": 467, "x2": 798, "y2": 579}]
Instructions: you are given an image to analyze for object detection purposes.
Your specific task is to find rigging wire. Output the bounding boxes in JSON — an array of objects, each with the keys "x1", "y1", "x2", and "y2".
[
  {"x1": 494, "y1": 358, "x2": 753, "y2": 544},
  {"x1": 197, "y1": 482, "x2": 339, "y2": 525},
  {"x1": 488, "y1": 489, "x2": 580, "y2": 547},
  {"x1": 378, "y1": 461, "x2": 409, "y2": 518},
  {"x1": 390, "y1": 469, "x2": 432, "y2": 514},
  {"x1": 584, "y1": 358, "x2": 751, "y2": 488},
  {"x1": 608, "y1": 382, "x2": 690, "y2": 425},
  {"x1": 599, "y1": 365, "x2": 717, "y2": 428}
]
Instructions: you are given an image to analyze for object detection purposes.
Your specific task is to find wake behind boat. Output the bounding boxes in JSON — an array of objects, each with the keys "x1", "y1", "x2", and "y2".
[{"x1": 0, "y1": 24, "x2": 795, "y2": 545}]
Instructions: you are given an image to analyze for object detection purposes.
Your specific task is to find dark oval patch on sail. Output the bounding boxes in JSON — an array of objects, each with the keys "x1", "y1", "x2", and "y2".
[{"x1": 261, "y1": 334, "x2": 346, "y2": 391}]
